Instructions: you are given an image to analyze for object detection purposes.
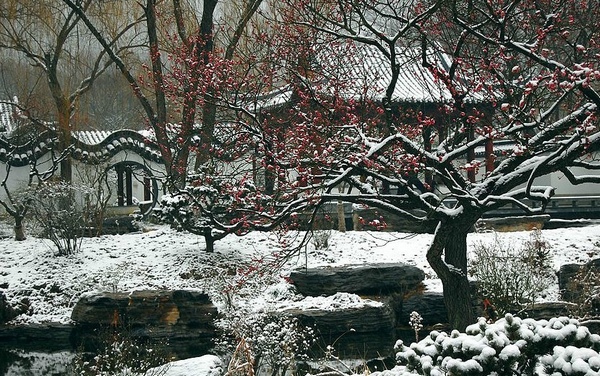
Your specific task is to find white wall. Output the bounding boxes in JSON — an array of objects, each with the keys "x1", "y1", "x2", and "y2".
[{"x1": 0, "y1": 150, "x2": 166, "y2": 216}]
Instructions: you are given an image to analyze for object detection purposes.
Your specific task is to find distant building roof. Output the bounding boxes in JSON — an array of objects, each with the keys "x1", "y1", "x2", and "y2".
[
  {"x1": 348, "y1": 46, "x2": 456, "y2": 103},
  {"x1": 251, "y1": 43, "x2": 485, "y2": 113},
  {"x1": 73, "y1": 130, "x2": 115, "y2": 145}
]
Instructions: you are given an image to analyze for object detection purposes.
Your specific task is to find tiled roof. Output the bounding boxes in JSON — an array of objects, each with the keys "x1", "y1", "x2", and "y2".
[
  {"x1": 321, "y1": 44, "x2": 482, "y2": 103},
  {"x1": 347, "y1": 46, "x2": 454, "y2": 102},
  {"x1": 0, "y1": 129, "x2": 163, "y2": 167},
  {"x1": 253, "y1": 43, "x2": 485, "y2": 111},
  {"x1": 73, "y1": 130, "x2": 114, "y2": 145}
]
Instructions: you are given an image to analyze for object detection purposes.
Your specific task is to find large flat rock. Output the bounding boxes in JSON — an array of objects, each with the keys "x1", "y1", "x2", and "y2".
[
  {"x1": 72, "y1": 290, "x2": 216, "y2": 327},
  {"x1": 282, "y1": 298, "x2": 396, "y2": 359},
  {"x1": 559, "y1": 258, "x2": 600, "y2": 317},
  {"x1": 71, "y1": 290, "x2": 217, "y2": 357},
  {"x1": 289, "y1": 263, "x2": 425, "y2": 296}
]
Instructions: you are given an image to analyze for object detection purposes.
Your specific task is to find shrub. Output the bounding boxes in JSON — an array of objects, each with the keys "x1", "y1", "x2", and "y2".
[
  {"x1": 28, "y1": 182, "x2": 103, "y2": 255},
  {"x1": 199, "y1": 258, "x2": 315, "y2": 376},
  {"x1": 70, "y1": 329, "x2": 170, "y2": 376},
  {"x1": 395, "y1": 314, "x2": 600, "y2": 376},
  {"x1": 219, "y1": 309, "x2": 315, "y2": 376},
  {"x1": 469, "y1": 229, "x2": 554, "y2": 314}
]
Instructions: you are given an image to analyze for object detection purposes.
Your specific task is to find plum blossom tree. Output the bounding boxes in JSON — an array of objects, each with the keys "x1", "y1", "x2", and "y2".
[
  {"x1": 62, "y1": 0, "x2": 320, "y2": 251},
  {"x1": 277, "y1": 0, "x2": 600, "y2": 330},
  {"x1": 62, "y1": 0, "x2": 267, "y2": 190}
]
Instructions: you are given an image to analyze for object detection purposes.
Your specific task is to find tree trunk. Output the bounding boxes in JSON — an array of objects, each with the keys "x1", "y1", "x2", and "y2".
[
  {"x1": 426, "y1": 218, "x2": 475, "y2": 331},
  {"x1": 204, "y1": 228, "x2": 215, "y2": 253},
  {"x1": 14, "y1": 215, "x2": 26, "y2": 241},
  {"x1": 442, "y1": 229, "x2": 474, "y2": 330},
  {"x1": 192, "y1": 0, "x2": 218, "y2": 175}
]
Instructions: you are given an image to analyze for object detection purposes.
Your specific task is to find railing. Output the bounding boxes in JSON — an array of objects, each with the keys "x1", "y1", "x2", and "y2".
[{"x1": 484, "y1": 196, "x2": 600, "y2": 219}]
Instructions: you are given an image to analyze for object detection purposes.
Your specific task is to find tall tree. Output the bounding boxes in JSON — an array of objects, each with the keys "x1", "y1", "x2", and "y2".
[
  {"x1": 279, "y1": 0, "x2": 600, "y2": 330},
  {"x1": 0, "y1": 0, "x2": 140, "y2": 181},
  {"x1": 62, "y1": 0, "x2": 264, "y2": 190}
]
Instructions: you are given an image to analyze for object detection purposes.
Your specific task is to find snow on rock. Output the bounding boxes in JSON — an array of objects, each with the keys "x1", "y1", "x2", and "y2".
[
  {"x1": 145, "y1": 354, "x2": 223, "y2": 376},
  {"x1": 276, "y1": 292, "x2": 383, "y2": 311}
]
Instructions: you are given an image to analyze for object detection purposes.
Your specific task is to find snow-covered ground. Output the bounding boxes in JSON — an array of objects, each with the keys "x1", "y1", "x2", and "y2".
[
  {"x1": 1, "y1": 222, "x2": 598, "y2": 325},
  {"x1": 1, "y1": 221, "x2": 599, "y2": 375}
]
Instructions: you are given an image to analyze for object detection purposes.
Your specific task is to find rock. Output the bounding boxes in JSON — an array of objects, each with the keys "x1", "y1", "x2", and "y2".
[
  {"x1": 0, "y1": 323, "x2": 73, "y2": 351},
  {"x1": 0, "y1": 291, "x2": 17, "y2": 324},
  {"x1": 519, "y1": 302, "x2": 577, "y2": 320},
  {"x1": 282, "y1": 297, "x2": 396, "y2": 359},
  {"x1": 145, "y1": 354, "x2": 224, "y2": 376},
  {"x1": 396, "y1": 282, "x2": 484, "y2": 344},
  {"x1": 399, "y1": 292, "x2": 448, "y2": 327},
  {"x1": 71, "y1": 290, "x2": 217, "y2": 357},
  {"x1": 72, "y1": 290, "x2": 215, "y2": 327},
  {"x1": 581, "y1": 319, "x2": 600, "y2": 334},
  {"x1": 99, "y1": 216, "x2": 141, "y2": 235},
  {"x1": 559, "y1": 258, "x2": 600, "y2": 306},
  {"x1": 289, "y1": 263, "x2": 425, "y2": 296}
]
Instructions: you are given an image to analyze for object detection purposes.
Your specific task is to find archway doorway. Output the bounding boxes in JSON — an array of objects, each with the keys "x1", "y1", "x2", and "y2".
[{"x1": 105, "y1": 161, "x2": 159, "y2": 215}]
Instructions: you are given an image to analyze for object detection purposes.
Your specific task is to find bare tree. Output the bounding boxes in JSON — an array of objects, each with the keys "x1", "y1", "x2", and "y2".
[
  {"x1": 0, "y1": 99, "x2": 72, "y2": 240},
  {"x1": 60, "y1": 0, "x2": 265, "y2": 191},
  {"x1": 0, "y1": 0, "x2": 145, "y2": 181}
]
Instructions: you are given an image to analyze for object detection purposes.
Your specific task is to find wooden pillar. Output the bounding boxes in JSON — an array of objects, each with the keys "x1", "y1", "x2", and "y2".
[
  {"x1": 116, "y1": 165, "x2": 125, "y2": 206},
  {"x1": 125, "y1": 167, "x2": 133, "y2": 206},
  {"x1": 485, "y1": 139, "x2": 495, "y2": 173}
]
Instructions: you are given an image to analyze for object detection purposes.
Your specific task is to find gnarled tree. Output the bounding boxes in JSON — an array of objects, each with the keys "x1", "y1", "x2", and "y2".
[{"x1": 279, "y1": 0, "x2": 600, "y2": 330}]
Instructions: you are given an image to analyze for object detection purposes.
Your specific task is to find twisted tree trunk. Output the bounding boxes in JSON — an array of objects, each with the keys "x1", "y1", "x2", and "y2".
[{"x1": 427, "y1": 216, "x2": 476, "y2": 330}]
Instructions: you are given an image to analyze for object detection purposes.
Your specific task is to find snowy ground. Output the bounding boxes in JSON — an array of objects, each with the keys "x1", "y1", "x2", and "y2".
[
  {"x1": 0, "y1": 221, "x2": 599, "y2": 325},
  {"x1": 1, "y1": 221, "x2": 600, "y2": 375}
]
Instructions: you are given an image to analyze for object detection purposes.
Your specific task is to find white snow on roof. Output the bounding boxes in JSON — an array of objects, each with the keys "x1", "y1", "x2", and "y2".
[
  {"x1": 72, "y1": 130, "x2": 113, "y2": 145},
  {"x1": 253, "y1": 44, "x2": 484, "y2": 111},
  {"x1": 338, "y1": 45, "x2": 456, "y2": 102}
]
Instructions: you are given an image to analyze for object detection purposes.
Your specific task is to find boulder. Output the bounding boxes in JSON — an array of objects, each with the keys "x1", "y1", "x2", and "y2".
[
  {"x1": 289, "y1": 263, "x2": 425, "y2": 296},
  {"x1": 559, "y1": 258, "x2": 600, "y2": 304},
  {"x1": 581, "y1": 319, "x2": 600, "y2": 335},
  {"x1": 72, "y1": 290, "x2": 215, "y2": 327},
  {"x1": 282, "y1": 299, "x2": 396, "y2": 359},
  {"x1": 71, "y1": 290, "x2": 217, "y2": 357},
  {"x1": 399, "y1": 292, "x2": 448, "y2": 328},
  {"x1": 0, "y1": 322, "x2": 73, "y2": 351},
  {"x1": 0, "y1": 291, "x2": 17, "y2": 324},
  {"x1": 519, "y1": 302, "x2": 577, "y2": 320}
]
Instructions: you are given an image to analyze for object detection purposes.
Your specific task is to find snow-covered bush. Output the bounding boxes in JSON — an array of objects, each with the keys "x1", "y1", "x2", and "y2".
[
  {"x1": 70, "y1": 330, "x2": 169, "y2": 376},
  {"x1": 395, "y1": 314, "x2": 600, "y2": 375},
  {"x1": 28, "y1": 182, "x2": 101, "y2": 255},
  {"x1": 201, "y1": 257, "x2": 315, "y2": 376},
  {"x1": 470, "y1": 230, "x2": 554, "y2": 314}
]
